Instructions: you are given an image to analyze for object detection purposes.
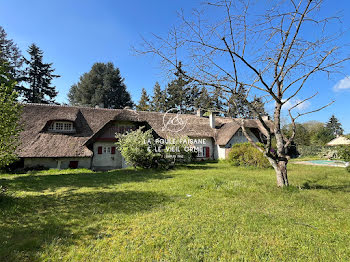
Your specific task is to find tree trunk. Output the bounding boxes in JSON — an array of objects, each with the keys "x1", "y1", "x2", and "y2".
[{"x1": 274, "y1": 160, "x2": 289, "y2": 187}]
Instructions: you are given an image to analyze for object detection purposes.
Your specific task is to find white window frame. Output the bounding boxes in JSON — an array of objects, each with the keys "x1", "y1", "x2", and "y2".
[
  {"x1": 103, "y1": 146, "x2": 111, "y2": 154},
  {"x1": 197, "y1": 147, "x2": 204, "y2": 157},
  {"x1": 48, "y1": 121, "x2": 74, "y2": 132}
]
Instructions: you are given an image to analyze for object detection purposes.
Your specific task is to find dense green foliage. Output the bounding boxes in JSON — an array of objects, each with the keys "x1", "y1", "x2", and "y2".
[
  {"x1": 164, "y1": 136, "x2": 194, "y2": 163},
  {"x1": 283, "y1": 119, "x2": 339, "y2": 147},
  {"x1": 136, "y1": 88, "x2": 151, "y2": 111},
  {"x1": 0, "y1": 26, "x2": 23, "y2": 84},
  {"x1": 1, "y1": 163, "x2": 350, "y2": 261},
  {"x1": 150, "y1": 82, "x2": 166, "y2": 112},
  {"x1": 227, "y1": 84, "x2": 266, "y2": 119},
  {"x1": 326, "y1": 115, "x2": 343, "y2": 137},
  {"x1": 68, "y1": 62, "x2": 133, "y2": 109},
  {"x1": 339, "y1": 146, "x2": 350, "y2": 162},
  {"x1": 228, "y1": 142, "x2": 271, "y2": 168},
  {"x1": 21, "y1": 44, "x2": 60, "y2": 103},
  {"x1": 0, "y1": 64, "x2": 22, "y2": 169},
  {"x1": 115, "y1": 127, "x2": 158, "y2": 168}
]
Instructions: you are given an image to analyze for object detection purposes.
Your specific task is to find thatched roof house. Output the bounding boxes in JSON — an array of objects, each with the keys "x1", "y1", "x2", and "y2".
[
  {"x1": 17, "y1": 103, "x2": 272, "y2": 170},
  {"x1": 327, "y1": 136, "x2": 350, "y2": 146}
]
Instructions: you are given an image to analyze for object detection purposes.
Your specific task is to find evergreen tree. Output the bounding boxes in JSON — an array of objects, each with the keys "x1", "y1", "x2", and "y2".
[
  {"x1": 211, "y1": 87, "x2": 224, "y2": 115},
  {"x1": 68, "y1": 62, "x2": 133, "y2": 109},
  {"x1": 22, "y1": 44, "x2": 59, "y2": 103},
  {"x1": 136, "y1": 88, "x2": 151, "y2": 111},
  {"x1": 166, "y1": 63, "x2": 191, "y2": 112},
  {"x1": 250, "y1": 96, "x2": 267, "y2": 119},
  {"x1": 189, "y1": 85, "x2": 201, "y2": 110},
  {"x1": 326, "y1": 115, "x2": 343, "y2": 137},
  {"x1": 226, "y1": 84, "x2": 266, "y2": 119},
  {"x1": 0, "y1": 26, "x2": 23, "y2": 87},
  {"x1": 151, "y1": 82, "x2": 165, "y2": 112},
  {"x1": 197, "y1": 86, "x2": 212, "y2": 110},
  {"x1": 227, "y1": 84, "x2": 249, "y2": 118}
]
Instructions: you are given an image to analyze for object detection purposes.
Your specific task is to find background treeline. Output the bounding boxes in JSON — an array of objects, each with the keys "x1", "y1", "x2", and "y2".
[
  {"x1": 282, "y1": 115, "x2": 345, "y2": 147},
  {"x1": 1, "y1": 25, "x2": 266, "y2": 117},
  {"x1": 134, "y1": 65, "x2": 267, "y2": 118},
  {"x1": 0, "y1": 26, "x2": 60, "y2": 104}
]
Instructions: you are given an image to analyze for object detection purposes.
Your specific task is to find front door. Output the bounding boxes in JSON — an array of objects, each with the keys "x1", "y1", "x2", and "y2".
[{"x1": 92, "y1": 142, "x2": 123, "y2": 169}]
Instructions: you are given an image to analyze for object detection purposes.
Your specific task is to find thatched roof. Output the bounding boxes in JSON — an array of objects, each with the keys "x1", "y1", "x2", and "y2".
[
  {"x1": 17, "y1": 103, "x2": 272, "y2": 158},
  {"x1": 327, "y1": 136, "x2": 350, "y2": 146}
]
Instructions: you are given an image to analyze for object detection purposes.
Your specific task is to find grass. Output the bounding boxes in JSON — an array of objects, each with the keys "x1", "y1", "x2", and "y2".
[{"x1": 1, "y1": 162, "x2": 350, "y2": 261}]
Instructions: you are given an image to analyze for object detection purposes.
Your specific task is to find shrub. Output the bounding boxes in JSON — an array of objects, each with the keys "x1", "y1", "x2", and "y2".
[
  {"x1": 297, "y1": 145, "x2": 325, "y2": 157},
  {"x1": 164, "y1": 136, "x2": 194, "y2": 164},
  {"x1": 116, "y1": 127, "x2": 159, "y2": 169},
  {"x1": 228, "y1": 142, "x2": 271, "y2": 168},
  {"x1": 346, "y1": 165, "x2": 350, "y2": 173},
  {"x1": 339, "y1": 146, "x2": 350, "y2": 162}
]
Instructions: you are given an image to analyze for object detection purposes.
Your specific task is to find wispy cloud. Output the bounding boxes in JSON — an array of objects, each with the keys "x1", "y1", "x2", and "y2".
[
  {"x1": 333, "y1": 76, "x2": 350, "y2": 91},
  {"x1": 282, "y1": 98, "x2": 311, "y2": 111}
]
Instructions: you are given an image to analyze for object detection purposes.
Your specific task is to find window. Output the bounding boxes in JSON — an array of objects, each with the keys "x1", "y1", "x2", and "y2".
[
  {"x1": 237, "y1": 129, "x2": 243, "y2": 136},
  {"x1": 103, "y1": 147, "x2": 111, "y2": 154},
  {"x1": 64, "y1": 122, "x2": 73, "y2": 131},
  {"x1": 48, "y1": 121, "x2": 74, "y2": 132},
  {"x1": 56, "y1": 122, "x2": 63, "y2": 130},
  {"x1": 197, "y1": 147, "x2": 204, "y2": 157}
]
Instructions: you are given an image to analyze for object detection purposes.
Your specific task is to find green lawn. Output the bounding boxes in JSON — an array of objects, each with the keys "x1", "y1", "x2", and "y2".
[{"x1": 1, "y1": 162, "x2": 350, "y2": 261}]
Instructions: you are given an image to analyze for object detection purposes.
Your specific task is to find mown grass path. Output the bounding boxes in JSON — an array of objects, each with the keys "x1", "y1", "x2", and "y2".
[{"x1": 1, "y1": 162, "x2": 350, "y2": 261}]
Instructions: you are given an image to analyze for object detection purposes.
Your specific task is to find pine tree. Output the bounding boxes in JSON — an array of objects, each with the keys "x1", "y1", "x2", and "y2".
[
  {"x1": 189, "y1": 85, "x2": 201, "y2": 111},
  {"x1": 226, "y1": 84, "x2": 266, "y2": 119},
  {"x1": 22, "y1": 44, "x2": 59, "y2": 103},
  {"x1": 326, "y1": 115, "x2": 343, "y2": 137},
  {"x1": 151, "y1": 82, "x2": 165, "y2": 112},
  {"x1": 227, "y1": 84, "x2": 249, "y2": 118},
  {"x1": 0, "y1": 26, "x2": 23, "y2": 87},
  {"x1": 68, "y1": 62, "x2": 133, "y2": 109},
  {"x1": 250, "y1": 96, "x2": 267, "y2": 119},
  {"x1": 166, "y1": 63, "x2": 191, "y2": 112},
  {"x1": 211, "y1": 87, "x2": 224, "y2": 115},
  {"x1": 136, "y1": 88, "x2": 151, "y2": 111},
  {"x1": 197, "y1": 86, "x2": 212, "y2": 111}
]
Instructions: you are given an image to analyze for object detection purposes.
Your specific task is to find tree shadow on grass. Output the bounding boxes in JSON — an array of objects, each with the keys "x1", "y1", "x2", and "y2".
[
  {"x1": 300, "y1": 181, "x2": 350, "y2": 192},
  {"x1": 0, "y1": 190, "x2": 171, "y2": 262},
  {"x1": 0, "y1": 168, "x2": 173, "y2": 193}
]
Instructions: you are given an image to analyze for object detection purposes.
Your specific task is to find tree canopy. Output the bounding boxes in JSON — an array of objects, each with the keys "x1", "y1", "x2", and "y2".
[
  {"x1": 68, "y1": 62, "x2": 133, "y2": 109},
  {"x1": 21, "y1": 44, "x2": 59, "y2": 104},
  {"x1": 0, "y1": 63, "x2": 22, "y2": 168}
]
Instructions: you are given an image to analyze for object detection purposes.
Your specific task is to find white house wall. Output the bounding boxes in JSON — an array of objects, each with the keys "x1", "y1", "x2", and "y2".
[
  {"x1": 24, "y1": 157, "x2": 91, "y2": 169},
  {"x1": 92, "y1": 141, "x2": 125, "y2": 169},
  {"x1": 216, "y1": 128, "x2": 260, "y2": 160},
  {"x1": 189, "y1": 136, "x2": 215, "y2": 159}
]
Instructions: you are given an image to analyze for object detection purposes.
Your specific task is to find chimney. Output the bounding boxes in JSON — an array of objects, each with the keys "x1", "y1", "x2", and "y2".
[
  {"x1": 197, "y1": 108, "x2": 204, "y2": 117},
  {"x1": 95, "y1": 103, "x2": 104, "y2": 109},
  {"x1": 262, "y1": 115, "x2": 270, "y2": 121},
  {"x1": 209, "y1": 112, "x2": 215, "y2": 128}
]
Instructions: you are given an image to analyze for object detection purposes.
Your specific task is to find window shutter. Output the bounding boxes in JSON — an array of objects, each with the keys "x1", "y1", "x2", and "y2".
[
  {"x1": 205, "y1": 147, "x2": 210, "y2": 158},
  {"x1": 111, "y1": 146, "x2": 116, "y2": 154},
  {"x1": 98, "y1": 146, "x2": 102, "y2": 154}
]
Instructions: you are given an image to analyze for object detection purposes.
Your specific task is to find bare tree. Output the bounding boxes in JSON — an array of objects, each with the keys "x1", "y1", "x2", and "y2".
[{"x1": 136, "y1": 0, "x2": 349, "y2": 187}]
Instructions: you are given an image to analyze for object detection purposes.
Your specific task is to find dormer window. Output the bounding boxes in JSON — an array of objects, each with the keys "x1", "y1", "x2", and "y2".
[{"x1": 48, "y1": 121, "x2": 75, "y2": 133}]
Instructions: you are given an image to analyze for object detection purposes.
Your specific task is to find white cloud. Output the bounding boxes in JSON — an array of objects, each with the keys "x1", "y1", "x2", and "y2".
[
  {"x1": 333, "y1": 76, "x2": 350, "y2": 91},
  {"x1": 282, "y1": 98, "x2": 311, "y2": 111}
]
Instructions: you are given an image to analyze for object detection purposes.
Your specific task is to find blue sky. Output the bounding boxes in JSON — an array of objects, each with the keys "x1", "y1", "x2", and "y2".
[{"x1": 1, "y1": 0, "x2": 350, "y2": 133}]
